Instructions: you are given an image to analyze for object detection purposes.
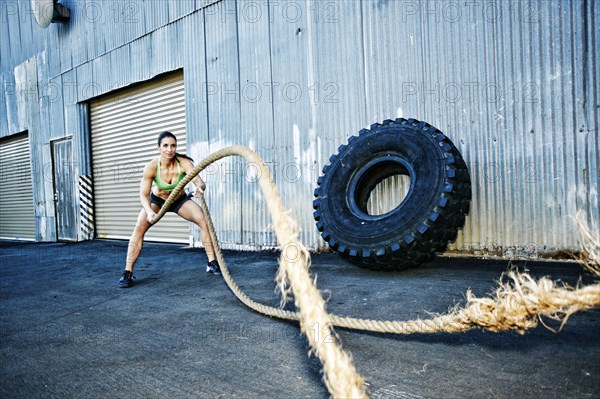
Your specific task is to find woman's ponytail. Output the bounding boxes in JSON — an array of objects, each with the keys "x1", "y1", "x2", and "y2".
[{"x1": 175, "y1": 152, "x2": 194, "y2": 163}]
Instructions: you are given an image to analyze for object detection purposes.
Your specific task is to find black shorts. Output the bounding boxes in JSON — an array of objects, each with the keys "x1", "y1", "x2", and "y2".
[{"x1": 150, "y1": 192, "x2": 193, "y2": 213}]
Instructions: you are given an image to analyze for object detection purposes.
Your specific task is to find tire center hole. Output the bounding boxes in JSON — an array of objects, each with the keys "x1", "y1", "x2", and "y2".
[
  {"x1": 352, "y1": 158, "x2": 413, "y2": 218},
  {"x1": 366, "y1": 173, "x2": 411, "y2": 216}
]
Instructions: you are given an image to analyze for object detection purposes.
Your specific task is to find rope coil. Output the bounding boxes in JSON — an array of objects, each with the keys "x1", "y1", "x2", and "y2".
[{"x1": 151, "y1": 146, "x2": 600, "y2": 399}]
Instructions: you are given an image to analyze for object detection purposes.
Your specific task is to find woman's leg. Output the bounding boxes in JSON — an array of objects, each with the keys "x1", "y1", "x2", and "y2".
[
  {"x1": 176, "y1": 200, "x2": 216, "y2": 262},
  {"x1": 125, "y1": 205, "x2": 159, "y2": 271}
]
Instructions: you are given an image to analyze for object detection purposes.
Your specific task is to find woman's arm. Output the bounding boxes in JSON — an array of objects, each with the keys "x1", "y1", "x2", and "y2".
[
  {"x1": 181, "y1": 158, "x2": 206, "y2": 195},
  {"x1": 140, "y1": 160, "x2": 156, "y2": 221}
]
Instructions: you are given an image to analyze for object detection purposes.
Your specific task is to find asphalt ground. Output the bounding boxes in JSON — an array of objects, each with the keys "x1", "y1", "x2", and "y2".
[{"x1": 0, "y1": 239, "x2": 599, "y2": 399}]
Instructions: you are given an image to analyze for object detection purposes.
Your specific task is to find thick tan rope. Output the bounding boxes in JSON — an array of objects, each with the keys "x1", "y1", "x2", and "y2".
[
  {"x1": 152, "y1": 146, "x2": 367, "y2": 399},
  {"x1": 151, "y1": 145, "x2": 600, "y2": 398},
  {"x1": 577, "y1": 211, "x2": 600, "y2": 277}
]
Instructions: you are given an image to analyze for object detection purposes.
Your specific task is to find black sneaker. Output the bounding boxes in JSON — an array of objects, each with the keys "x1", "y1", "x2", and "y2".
[
  {"x1": 118, "y1": 270, "x2": 135, "y2": 288},
  {"x1": 206, "y1": 260, "x2": 221, "y2": 275}
]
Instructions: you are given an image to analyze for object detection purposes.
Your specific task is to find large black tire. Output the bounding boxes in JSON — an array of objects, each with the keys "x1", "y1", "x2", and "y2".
[{"x1": 313, "y1": 118, "x2": 471, "y2": 271}]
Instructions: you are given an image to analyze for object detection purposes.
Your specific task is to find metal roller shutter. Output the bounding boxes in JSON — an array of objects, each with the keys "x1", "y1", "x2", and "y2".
[
  {"x1": 0, "y1": 133, "x2": 36, "y2": 240},
  {"x1": 90, "y1": 73, "x2": 190, "y2": 243}
]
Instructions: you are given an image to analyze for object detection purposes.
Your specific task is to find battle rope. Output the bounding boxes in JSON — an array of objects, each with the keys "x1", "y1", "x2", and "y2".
[
  {"x1": 152, "y1": 145, "x2": 367, "y2": 398},
  {"x1": 577, "y1": 211, "x2": 600, "y2": 277},
  {"x1": 151, "y1": 145, "x2": 600, "y2": 399}
]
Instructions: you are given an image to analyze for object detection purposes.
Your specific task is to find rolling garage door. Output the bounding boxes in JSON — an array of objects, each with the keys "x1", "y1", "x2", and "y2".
[
  {"x1": 0, "y1": 133, "x2": 36, "y2": 240},
  {"x1": 90, "y1": 73, "x2": 190, "y2": 243}
]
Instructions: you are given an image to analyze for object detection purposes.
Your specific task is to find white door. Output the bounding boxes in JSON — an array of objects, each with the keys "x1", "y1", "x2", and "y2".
[
  {"x1": 0, "y1": 133, "x2": 36, "y2": 240},
  {"x1": 89, "y1": 72, "x2": 190, "y2": 243}
]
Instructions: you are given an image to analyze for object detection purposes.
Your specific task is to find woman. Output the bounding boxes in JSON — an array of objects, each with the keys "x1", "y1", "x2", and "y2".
[{"x1": 118, "y1": 131, "x2": 220, "y2": 288}]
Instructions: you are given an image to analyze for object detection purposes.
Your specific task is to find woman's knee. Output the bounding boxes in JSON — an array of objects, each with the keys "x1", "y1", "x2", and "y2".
[
  {"x1": 196, "y1": 218, "x2": 208, "y2": 231},
  {"x1": 191, "y1": 211, "x2": 206, "y2": 227},
  {"x1": 133, "y1": 220, "x2": 150, "y2": 236}
]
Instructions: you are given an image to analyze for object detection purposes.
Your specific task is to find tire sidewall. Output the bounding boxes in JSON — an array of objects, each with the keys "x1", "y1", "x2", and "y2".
[{"x1": 316, "y1": 123, "x2": 448, "y2": 247}]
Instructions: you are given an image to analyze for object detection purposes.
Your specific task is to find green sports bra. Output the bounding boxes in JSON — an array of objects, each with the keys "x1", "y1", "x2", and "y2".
[{"x1": 154, "y1": 158, "x2": 186, "y2": 191}]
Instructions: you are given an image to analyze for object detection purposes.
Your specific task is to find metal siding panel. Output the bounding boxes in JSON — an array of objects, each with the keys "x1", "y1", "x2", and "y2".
[
  {"x1": 90, "y1": 73, "x2": 189, "y2": 243},
  {"x1": 125, "y1": 1, "x2": 147, "y2": 45},
  {"x1": 129, "y1": 35, "x2": 154, "y2": 85},
  {"x1": 268, "y1": 1, "x2": 318, "y2": 248},
  {"x1": 7, "y1": 5, "x2": 21, "y2": 71},
  {"x1": 53, "y1": 139, "x2": 78, "y2": 240},
  {"x1": 1, "y1": 2, "x2": 222, "y2": 126},
  {"x1": 522, "y1": 3, "x2": 542, "y2": 253},
  {"x1": 0, "y1": 72, "x2": 8, "y2": 136},
  {"x1": 150, "y1": 28, "x2": 167, "y2": 77},
  {"x1": 106, "y1": 1, "x2": 134, "y2": 57},
  {"x1": 587, "y1": 0, "x2": 600, "y2": 233},
  {"x1": 65, "y1": 102, "x2": 89, "y2": 175},
  {"x1": 48, "y1": 75, "x2": 66, "y2": 139},
  {"x1": 547, "y1": 0, "x2": 569, "y2": 247},
  {"x1": 90, "y1": 56, "x2": 106, "y2": 99},
  {"x1": 2, "y1": 0, "x2": 596, "y2": 257},
  {"x1": 13, "y1": 62, "x2": 35, "y2": 134},
  {"x1": 183, "y1": 11, "x2": 211, "y2": 248},
  {"x1": 84, "y1": 0, "x2": 107, "y2": 61},
  {"x1": 45, "y1": 19, "x2": 62, "y2": 79},
  {"x1": 0, "y1": 134, "x2": 36, "y2": 240},
  {"x1": 237, "y1": 0, "x2": 277, "y2": 248},
  {"x1": 61, "y1": 68, "x2": 77, "y2": 108},
  {"x1": 27, "y1": 52, "x2": 55, "y2": 241},
  {"x1": 37, "y1": 51, "x2": 53, "y2": 141},
  {"x1": 502, "y1": 4, "x2": 528, "y2": 252},
  {"x1": 488, "y1": 4, "x2": 513, "y2": 252},
  {"x1": 580, "y1": 0, "x2": 600, "y2": 240},
  {"x1": 75, "y1": 62, "x2": 94, "y2": 103},
  {"x1": 109, "y1": 44, "x2": 132, "y2": 91},
  {"x1": 204, "y1": 2, "x2": 243, "y2": 247},
  {"x1": 558, "y1": 0, "x2": 581, "y2": 248},
  {"x1": 311, "y1": 1, "x2": 367, "y2": 249},
  {"x1": 0, "y1": 7, "x2": 11, "y2": 72},
  {"x1": 66, "y1": 0, "x2": 88, "y2": 67},
  {"x1": 176, "y1": 20, "x2": 186, "y2": 70},
  {"x1": 199, "y1": 0, "x2": 224, "y2": 9},
  {"x1": 362, "y1": 1, "x2": 423, "y2": 122},
  {"x1": 17, "y1": 4, "x2": 33, "y2": 64},
  {"x1": 476, "y1": 5, "x2": 500, "y2": 252},
  {"x1": 2, "y1": 72, "x2": 19, "y2": 135},
  {"x1": 169, "y1": 0, "x2": 197, "y2": 20},
  {"x1": 183, "y1": 11, "x2": 209, "y2": 149},
  {"x1": 57, "y1": 18, "x2": 72, "y2": 74},
  {"x1": 143, "y1": 0, "x2": 170, "y2": 33},
  {"x1": 537, "y1": 3, "x2": 560, "y2": 251},
  {"x1": 169, "y1": 21, "x2": 184, "y2": 70},
  {"x1": 150, "y1": 22, "x2": 184, "y2": 77},
  {"x1": 356, "y1": 0, "x2": 599, "y2": 256}
]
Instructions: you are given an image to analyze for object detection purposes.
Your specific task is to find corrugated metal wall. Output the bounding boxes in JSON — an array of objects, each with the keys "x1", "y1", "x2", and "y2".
[
  {"x1": 1, "y1": 0, "x2": 598, "y2": 258},
  {"x1": 191, "y1": 0, "x2": 599, "y2": 256},
  {"x1": 197, "y1": 1, "x2": 600, "y2": 256}
]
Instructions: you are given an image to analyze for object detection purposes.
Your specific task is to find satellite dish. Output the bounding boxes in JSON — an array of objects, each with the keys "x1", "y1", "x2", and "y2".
[{"x1": 32, "y1": 0, "x2": 70, "y2": 29}]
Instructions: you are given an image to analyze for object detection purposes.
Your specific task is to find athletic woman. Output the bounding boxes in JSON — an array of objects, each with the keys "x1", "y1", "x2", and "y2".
[{"x1": 118, "y1": 131, "x2": 220, "y2": 288}]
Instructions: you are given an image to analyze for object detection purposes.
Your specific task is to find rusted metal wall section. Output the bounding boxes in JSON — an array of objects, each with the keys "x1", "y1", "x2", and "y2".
[{"x1": 0, "y1": 0, "x2": 597, "y2": 259}]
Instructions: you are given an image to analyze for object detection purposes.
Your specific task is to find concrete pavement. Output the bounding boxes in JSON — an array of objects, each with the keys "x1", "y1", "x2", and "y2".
[{"x1": 1, "y1": 239, "x2": 599, "y2": 398}]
